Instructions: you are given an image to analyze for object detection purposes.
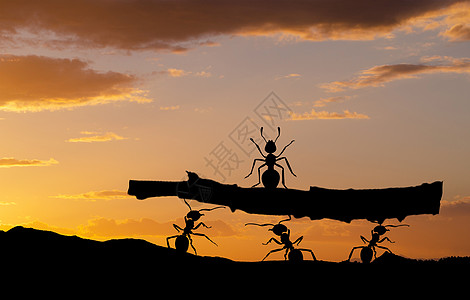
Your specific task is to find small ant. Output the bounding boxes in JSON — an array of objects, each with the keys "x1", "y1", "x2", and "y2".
[
  {"x1": 347, "y1": 222, "x2": 409, "y2": 263},
  {"x1": 246, "y1": 215, "x2": 316, "y2": 262},
  {"x1": 166, "y1": 199, "x2": 225, "y2": 255},
  {"x1": 245, "y1": 127, "x2": 296, "y2": 189}
]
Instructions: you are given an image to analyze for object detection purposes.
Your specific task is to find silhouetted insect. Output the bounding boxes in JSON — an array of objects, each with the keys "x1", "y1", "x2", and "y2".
[
  {"x1": 245, "y1": 127, "x2": 296, "y2": 189},
  {"x1": 347, "y1": 223, "x2": 409, "y2": 263},
  {"x1": 166, "y1": 199, "x2": 224, "y2": 255},
  {"x1": 246, "y1": 215, "x2": 316, "y2": 262}
]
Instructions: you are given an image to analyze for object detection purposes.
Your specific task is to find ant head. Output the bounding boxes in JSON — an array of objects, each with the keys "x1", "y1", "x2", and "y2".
[
  {"x1": 187, "y1": 210, "x2": 203, "y2": 221},
  {"x1": 260, "y1": 127, "x2": 281, "y2": 154},
  {"x1": 183, "y1": 199, "x2": 225, "y2": 221},
  {"x1": 245, "y1": 215, "x2": 291, "y2": 235},
  {"x1": 372, "y1": 222, "x2": 410, "y2": 235},
  {"x1": 264, "y1": 140, "x2": 277, "y2": 154},
  {"x1": 269, "y1": 223, "x2": 288, "y2": 236},
  {"x1": 373, "y1": 225, "x2": 388, "y2": 235}
]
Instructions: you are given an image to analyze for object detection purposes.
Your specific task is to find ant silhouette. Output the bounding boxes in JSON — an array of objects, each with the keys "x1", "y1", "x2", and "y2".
[
  {"x1": 246, "y1": 215, "x2": 316, "y2": 262},
  {"x1": 347, "y1": 222, "x2": 409, "y2": 263},
  {"x1": 245, "y1": 127, "x2": 296, "y2": 189},
  {"x1": 166, "y1": 199, "x2": 225, "y2": 255}
]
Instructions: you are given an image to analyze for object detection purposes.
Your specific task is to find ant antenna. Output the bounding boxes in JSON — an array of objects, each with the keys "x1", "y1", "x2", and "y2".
[
  {"x1": 385, "y1": 224, "x2": 410, "y2": 228},
  {"x1": 199, "y1": 206, "x2": 226, "y2": 212},
  {"x1": 245, "y1": 222, "x2": 275, "y2": 227},
  {"x1": 278, "y1": 215, "x2": 291, "y2": 223},
  {"x1": 260, "y1": 127, "x2": 268, "y2": 143},
  {"x1": 274, "y1": 127, "x2": 281, "y2": 143},
  {"x1": 183, "y1": 198, "x2": 192, "y2": 211}
]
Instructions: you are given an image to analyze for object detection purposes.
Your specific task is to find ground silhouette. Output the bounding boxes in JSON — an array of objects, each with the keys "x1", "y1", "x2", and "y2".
[{"x1": 2, "y1": 226, "x2": 468, "y2": 276}]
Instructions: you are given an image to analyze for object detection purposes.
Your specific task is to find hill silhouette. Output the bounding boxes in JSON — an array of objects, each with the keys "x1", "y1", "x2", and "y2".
[{"x1": 1, "y1": 226, "x2": 468, "y2": 286}]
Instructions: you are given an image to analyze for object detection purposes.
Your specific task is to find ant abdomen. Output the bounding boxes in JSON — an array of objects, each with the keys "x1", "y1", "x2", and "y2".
[
  {"x1": 175, "y1": 235, "x2": 189, "y2": 253},
  {"x1": 262, "y1": 169, "x2": 280, "y2": 189}
]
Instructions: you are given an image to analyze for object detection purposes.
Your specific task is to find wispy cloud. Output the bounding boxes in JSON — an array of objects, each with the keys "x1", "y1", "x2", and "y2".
[
  {"x1": 161, "y1": 66, "x2": 212, "y2": 78},
  {"x1": 275, "y1": 73, "x2": 301, "y2": 80},
  {"x1": 54, "y1": 190, "x2": 130, "y2": 201},
  {"x1": 159, "y1": 105, "x2": 180, "y2": 111},
  {"x1": 0, "y1": 55, "x2": 151, "y2": 112},
  {"x1": 66, "y1": 131, "x2": 127, "y2": 143},
  {"x1": 0, "y1": 157, "x2": 58, "y2": 168},
  {"x1": 167, "y1": 68, "x2": 190, "y2": 77},
  {"x1": 321, "y1": 56, "x2": 470, "y2": 92},
  {"x1": 313, "y1": 96, "x2": 352, "y2": 107},
  {"x1": 288, "y1": 109, "x2": 369, "y2": 120}
]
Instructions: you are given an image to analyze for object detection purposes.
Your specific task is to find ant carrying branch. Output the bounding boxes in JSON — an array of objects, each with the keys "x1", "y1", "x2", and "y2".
[
  {"x1": 347, "y1": 222, "x2": 409, "y2": 263},
  {"x1": 246, "y1": 215, "x2": 316, "y2": 262},
  {"x1": 166, "y1": 199, "x2": 225, "y2": 255}
]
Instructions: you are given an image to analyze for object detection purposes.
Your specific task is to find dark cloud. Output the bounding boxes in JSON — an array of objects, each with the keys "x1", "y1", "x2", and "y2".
[
  {"x1": 321, "y1": 56, "x2": 470, "y2": 92},
  {"x1": 0, "y1": 0, "x2": 467, "y2": 51},
  {"x1": 0, "y1": 54, "x2": 150, "y2": 112}
]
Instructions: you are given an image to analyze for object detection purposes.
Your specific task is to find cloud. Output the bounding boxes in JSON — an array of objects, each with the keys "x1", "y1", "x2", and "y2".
[
  {"x1": 0, "y1": 157, "x2": 58, "y2": 168},
  {"x1": 54, "y1": 190, "x2": 130, "y2": 201},
  {"x1": 159, "y1": 105, "x2": 180, "y2": 111},
  {"x1": 0, "y1": 54, "x2": 151, "y2": 112},
  {"x1": 313, "y1": 96, "x2": 352, "y2": 107},
  {"x1": 66, "y1": 131, "x2": 127, "y2": 143},
  {"x1": 288, "y1": 109, "x2": 369, "y2": 120},
  {"x1": 160, "y1": 67, "x2": 212, "y2": 78},
  {"x1": 0, "y1": 0, "x2": 467, "y2": 51},
  {"x1": 321, "y1": 56, "x2": 470, "y2": 92},
  {"x1": 275, "y1": 73, "x2": 301, "y2": 80},
  {"x1": 166, "y1": 68, "x2": 190, "y2": 77}
]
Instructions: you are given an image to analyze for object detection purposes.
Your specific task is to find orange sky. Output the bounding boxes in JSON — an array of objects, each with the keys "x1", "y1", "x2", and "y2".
[{"x1": 1, "y1": 0, "x2": 470, "y2": 261}]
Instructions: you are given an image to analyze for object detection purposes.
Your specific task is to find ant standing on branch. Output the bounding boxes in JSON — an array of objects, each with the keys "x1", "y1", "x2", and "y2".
[
  {"x1": 166, "y1": 199, "x2": 225, "y2": 255},
  {"x1": 245, "y1": 127, "x2": 296, "y2": 189}
]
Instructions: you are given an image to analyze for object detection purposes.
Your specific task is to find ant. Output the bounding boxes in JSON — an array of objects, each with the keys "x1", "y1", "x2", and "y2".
[
  {"x1": 245, "y1": 127, "x2": 296, "y2": 189},
  {"x1": 246, "y1": 215, "x2": 316, "y2": 262},
  {"x1": 166, "y1": 199, "x2": 225, "y2": 255},
  {"x1": 347, "y1": 222, "x2": 409, "y2": 263}
]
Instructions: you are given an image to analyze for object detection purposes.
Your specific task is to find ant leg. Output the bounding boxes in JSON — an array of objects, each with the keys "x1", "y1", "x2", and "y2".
[
  {"x1": 276, "y1": 140, "x2": 295, "y2": 157},
  {"x1": 360, "y1": 235, "x2": 369, "y2": 244},
  {"x1": 173, "y1": 224, "x2": 183, "y2": 232},
  {"x1": 192, "y1": 232, "x2": 218, "y2": 246},
  {"x1": 262, "y1": 247, "x2": 284, "y2": 261},
  {"x1": 249, "y1": 138, "x2": 266, "y2": 158},
  {"x1": 263, "y1": 238, "x2": 282, "y2": 245},
  {"x1": 166, "y1": 235, "x2": 179, "y2": 248},
  {"x1": 379, "y1": 237, "x2": 394, "y2": 244},
  {"x1": 293, "y1": 236, "x2": 303, "y2": 246},
  {"x1": 188, "y1": 235, "x2": 197, "y2": 255},
  {"x1": 252, "y1": 163, "x2": 266, "y2": 187},
  {"x1": 284, "y1": 249, "x2": 289, "y2": 260},
  {"x1": 298, "y1": 248, "x2": 317, "y2": 261},
  {"x1": 275, "y1": 163, "x2": 287, "y2": 189},
  {"x1": 376, "y1": 245, "x2": 393, "y2": 254},
  {"x1": 347, "y1": 246, "x2": 364, "y2": 262},
  {"x1": 276, "y1": 157, "x2": 296, "y2": 177},
  {"x1": 193, "y1": 222, "x2": 211, "y2": 230},
  {"x1": 244, "y1": 158, "x2": 265, "y2": 179}
]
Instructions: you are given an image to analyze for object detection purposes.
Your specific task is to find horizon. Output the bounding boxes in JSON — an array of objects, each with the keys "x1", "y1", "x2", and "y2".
[{"x1": 1, "y1": 0, "x2": 470, "y2": 262}]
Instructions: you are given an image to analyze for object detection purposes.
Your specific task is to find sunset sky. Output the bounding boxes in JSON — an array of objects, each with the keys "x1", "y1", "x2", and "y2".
[{"x1": 1, "y1": 0, "x2": 470, "y2": 261}]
